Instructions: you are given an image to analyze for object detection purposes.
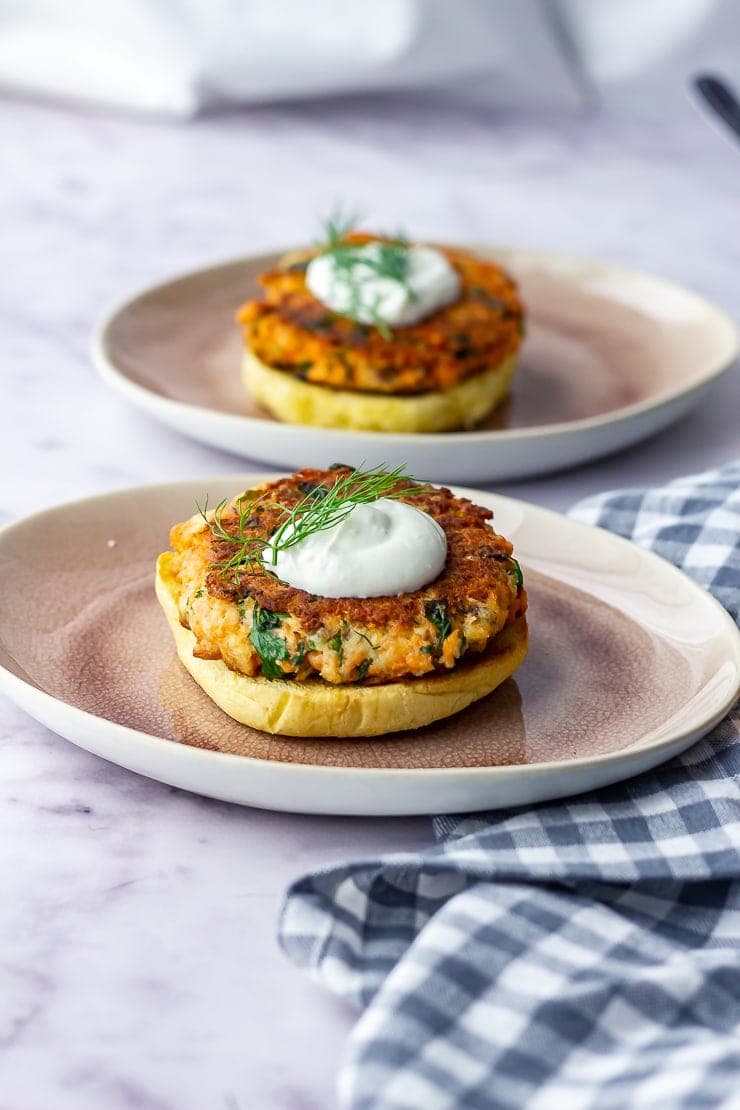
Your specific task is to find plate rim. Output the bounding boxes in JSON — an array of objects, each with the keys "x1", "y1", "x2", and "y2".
[
  {"x1": 91, "y1": 244, "x2": 740, "y2": 446},
  {"x1": 1, "y1": 475, "x2": 738, "y2": 784}
]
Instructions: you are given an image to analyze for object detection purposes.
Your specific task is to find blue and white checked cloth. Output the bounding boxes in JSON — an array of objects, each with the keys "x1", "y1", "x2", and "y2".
[{"x1": 280, "y1": 462, "x2": 740, "y2": 1109}]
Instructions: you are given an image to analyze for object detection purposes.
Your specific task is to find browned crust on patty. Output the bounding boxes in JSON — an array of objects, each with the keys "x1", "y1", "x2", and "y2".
[
  {"x1": 167, "y1": 467, "x2": 527, "y2": 685},
  {"x1": 236, "y1": 236, "x2": 524, "y2": 396}
]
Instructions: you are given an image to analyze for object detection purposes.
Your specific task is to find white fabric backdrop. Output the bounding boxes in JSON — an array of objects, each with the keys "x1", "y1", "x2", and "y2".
[{"x1": 0, "y1": 0, "x2": 719, "y2": 116}]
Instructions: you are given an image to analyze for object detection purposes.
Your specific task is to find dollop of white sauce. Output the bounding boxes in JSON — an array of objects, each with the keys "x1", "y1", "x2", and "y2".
[
  {"x1": 306, "y1": 243, "x2": 461, "y2": 329},
  {"x1": 270, "y1": 499, "x2": 447, "y2": 598}
]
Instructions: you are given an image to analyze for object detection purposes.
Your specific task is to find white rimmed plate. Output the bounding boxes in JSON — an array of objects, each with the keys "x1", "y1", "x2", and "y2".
[
  {"x1": 93, "y1": 247, "x2": 738, "y2": 482},
  {"x1": 0, "y1": 476, "x2": 737, "y2": 815}
]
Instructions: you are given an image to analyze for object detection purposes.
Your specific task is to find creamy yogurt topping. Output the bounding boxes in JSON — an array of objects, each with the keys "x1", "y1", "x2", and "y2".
[
  {"x1": 270, "y1": 498, "x2": 447, "y2": 598},
  {"x1": 305, "y1": 243, "x2": 461, "y2": 329}
]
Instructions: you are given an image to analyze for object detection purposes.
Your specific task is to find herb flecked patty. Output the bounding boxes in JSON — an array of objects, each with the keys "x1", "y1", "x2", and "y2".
[
  {"x1": 236, "y1": 237, "x2": 524, "y2": 396},
  {"x1": 167, "y1": 467, "x2": 527, "y2": 687}
]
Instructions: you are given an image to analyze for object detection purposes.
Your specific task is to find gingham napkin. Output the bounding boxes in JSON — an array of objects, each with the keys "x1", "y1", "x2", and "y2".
[{"x1": 279, "y1": 462, "x2": 740, "y2": 1110}]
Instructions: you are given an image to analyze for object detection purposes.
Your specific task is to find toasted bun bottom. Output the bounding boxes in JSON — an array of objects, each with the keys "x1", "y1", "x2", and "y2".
[
  {"x1": 242, "y1": 349, "x2": 517, "y2": 433},
  {"x1": 156, "y1": 553, "x2": 529, "y2": 738}
]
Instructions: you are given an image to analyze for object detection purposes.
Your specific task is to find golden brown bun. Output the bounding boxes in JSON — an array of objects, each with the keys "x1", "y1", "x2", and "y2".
[
  {"x1": 242, "y1": 350, "x2": 517, "y2": 434},
  {"x1": 156, "y1": 552, "x2": 528, "y2": 738}
]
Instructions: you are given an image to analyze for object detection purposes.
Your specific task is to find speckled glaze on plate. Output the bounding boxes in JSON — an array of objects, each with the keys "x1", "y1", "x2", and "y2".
[
  {"x1": 0, "y1": 477, "x2": 737, "y2": 815},
  {"x1": 93, "y1": 248, "x2": 738, "y2": 482}
]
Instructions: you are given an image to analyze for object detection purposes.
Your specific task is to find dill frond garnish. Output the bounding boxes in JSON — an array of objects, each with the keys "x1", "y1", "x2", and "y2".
[
  {"x1": 320, "y1": 206, "x2": 361, "y2": 251},
  {"x1": 197, "y1": 463, "x2": 420, "y2": 583},
  {"x1": 316, "y1": 211, "x2": 415, "y2": 339},
  {"x1": 196, "y1": 491, "x2": 272, "y2": 580}
]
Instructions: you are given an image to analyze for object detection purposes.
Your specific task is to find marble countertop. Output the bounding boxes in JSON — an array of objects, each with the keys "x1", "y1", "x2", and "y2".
[{"x1": 1, "y1": 37, "x2": 739, "y2": 1110}]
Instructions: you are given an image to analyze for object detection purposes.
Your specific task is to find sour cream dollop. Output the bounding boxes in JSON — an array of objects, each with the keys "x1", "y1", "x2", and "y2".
[
  {"x1": 306, "y1": 243, "x2": 461, "y2": 329},
  {"x1": 271, "y1": 499, "x2": 447, "y2": 599}
]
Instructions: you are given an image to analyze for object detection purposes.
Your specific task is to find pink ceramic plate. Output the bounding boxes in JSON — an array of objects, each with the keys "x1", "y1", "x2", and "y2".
[
  {"x1": 93, "y1": 247, "x2": 738, "y2": 482},
  {"x1": 0, "y1": 478, "x2": 737, "y2": 814}
]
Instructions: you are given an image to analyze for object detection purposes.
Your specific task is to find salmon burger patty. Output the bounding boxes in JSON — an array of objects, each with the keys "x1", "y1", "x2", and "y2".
[
  {"x1": 237, "y1": 239, "x2": 524, "y2": 397},
  {"x1": 162, "y1": 466, "x2": 527, "y2": 688}
]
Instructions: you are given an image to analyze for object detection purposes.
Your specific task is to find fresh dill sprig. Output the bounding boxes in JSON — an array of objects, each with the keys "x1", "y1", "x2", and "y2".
[
  {"x1": 320, "y1": 205, "x2": 361, "y2": 251},
  {"x1": 196, "y1": 491, "x2": 271, "y2": 580},
  {"x1": 316, "y1": 210, "x2": 416, "y2": 340},
  {"x1": 197, "y1": 463, "x2": 420, "y2": 582},
  {"x1": 266, "y1": 462, "x2": 416, "y2": 566}
]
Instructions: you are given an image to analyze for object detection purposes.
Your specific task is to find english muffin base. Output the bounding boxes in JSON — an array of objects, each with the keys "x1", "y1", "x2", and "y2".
[
  {"x1": 242, "y1": 350, "x2": 517, "y2": 433},
  {"x1": 156, "y1": 552, "x2": 529, "y2": 738}
]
